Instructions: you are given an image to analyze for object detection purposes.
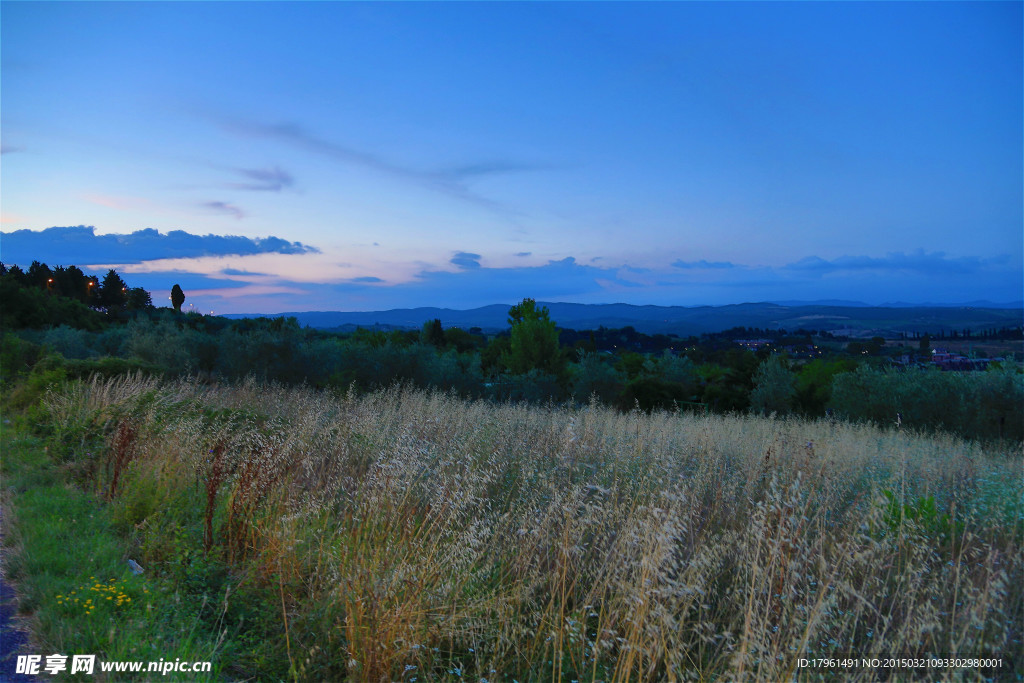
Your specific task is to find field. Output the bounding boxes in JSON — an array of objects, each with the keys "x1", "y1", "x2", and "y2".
[{"x1": 3, "y1": 375, "x2": 1022, "y2": 681}]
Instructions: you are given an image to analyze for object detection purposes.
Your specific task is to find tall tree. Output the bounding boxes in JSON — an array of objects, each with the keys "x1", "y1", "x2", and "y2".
[
  {"x1": 503, "y1": 298, "x2": 564, "y2": 376},
  {"x1": 422, "y1": 318, "x2": 445, "y2": 347},
  {"x1": 98, "y1": 269, "x2": 128, "y2": 311},
  {"x1": 27, "y1": 261, "x2": 53, "y2": 290},
  {"x1": 126, "y1": 287, "x2": 153, "y2": 310},
  {"x1": 171, "y1": 284, "x2": 186, "y2": 312}
]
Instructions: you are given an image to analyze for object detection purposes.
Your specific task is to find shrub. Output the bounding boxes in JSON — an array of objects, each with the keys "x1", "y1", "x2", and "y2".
[
  {"x1": 571, "y1": 351, "x2": 624, "y2": 405},
  {"x1": 41, "y1": 325, "x2": 94, "y2": 360},
  {"x1": 749, "y1": 354, "x2": 796, "y2": 415},
  {"x1": 1, "y1": 333, "x2": 44, "y2": 384},
  {"x1": 830, "y1": 364, "x2": 1024, "y2": 441}
]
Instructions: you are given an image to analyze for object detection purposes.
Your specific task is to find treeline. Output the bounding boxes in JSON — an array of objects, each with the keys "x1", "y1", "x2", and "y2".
[
  {"x1": 904, "y1": 327, "x2": 1024, "y2": 341},
  {"x1": 1, "y1": 262, "x2": 1022, "y2": 442},
  {"x1": 0, "y1": 261, "x2": 154, "y2": 329}
]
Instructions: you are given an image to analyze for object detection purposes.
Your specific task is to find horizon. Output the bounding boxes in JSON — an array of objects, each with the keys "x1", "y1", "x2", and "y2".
[
  {"x1": 2, "y1": 3, "x2": 1021, "y2": 315},
  {"x1": 220, "y1": 298, "x2": 1024, "y2": 318}
]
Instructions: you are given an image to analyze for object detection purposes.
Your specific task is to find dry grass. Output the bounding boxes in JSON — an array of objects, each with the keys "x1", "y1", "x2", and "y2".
[{"x1": 45, "y1": 376, "x2": 1023, "y2": 681}]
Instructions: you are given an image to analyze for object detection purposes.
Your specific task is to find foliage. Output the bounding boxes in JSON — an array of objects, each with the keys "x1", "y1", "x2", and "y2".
[
  {"x1": 571, "y1": 351, "x2": 624, "y2": 404},
  {"x1": 171, "y1": 283, "x2": 185, "y2": 312},
  {"x1": 830, "y1": 364, "x2": 1024, "y2": 442},
  {"x1": 2, "y1": 258, "x2": 1022, "y2": 442},
  {"x1": 619, "y1": 376, "x2": 691, "y2": 412},
  {"x1": 879, "y1": 490, "x2": 966, "y2": 550},
  {"x1": 0, "y1": 275, "x2": 106, "y2": 330},
  {"x1": 98, "y1": 269, "x2": 129, "y2": 311},
  {"x1": 1, "y1": 332, "x2": 45, "y2": 384},
  {"x1": 795, "y1": 358, "x2": 856, "y2": 415},
  {"x1": 421, "y1": 318, "x2": 445, "y2": 347},
  {"x1": 41, "y1": 324, "x2": 94, "y2": 359},
  {"x1": 503, "y1": 298, "x2": 565, "y2": 378},
  {"x1": 1, "y1": 430, "x2": 231, "y2": 680},
  {"x1": 126, "y1": 287, "x2": 153, "y2": 310},
  {"x1": 750, "y1": 354, "x2": 796, "y2": 415}
]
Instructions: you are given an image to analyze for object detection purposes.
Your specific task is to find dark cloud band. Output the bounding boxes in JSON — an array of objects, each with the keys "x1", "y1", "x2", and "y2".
[
  {"x1": 0, "y1": 225, "x2": 320, "y2": 266},
  {"x1": 228, "y1": 166, "x2": 295, "y2": 192},
  {"x1": 450, "y1": 251, "x2": 482, "y2": 269}
]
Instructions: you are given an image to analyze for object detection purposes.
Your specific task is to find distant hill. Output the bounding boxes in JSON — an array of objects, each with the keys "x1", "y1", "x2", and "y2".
[
  {"x1": 225, "y1": 301, "x2": 1024, "y2": 338},
  {"x1": 771, "y1": 299, "x2": 1024, "y2": 309}
]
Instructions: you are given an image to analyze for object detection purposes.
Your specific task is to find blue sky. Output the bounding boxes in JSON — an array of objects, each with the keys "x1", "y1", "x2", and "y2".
[{"x1": 2, "y1": 1, "x2": 1021, "y2": 314}]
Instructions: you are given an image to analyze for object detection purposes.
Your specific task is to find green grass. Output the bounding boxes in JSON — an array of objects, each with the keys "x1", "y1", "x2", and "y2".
[{"x1": 0, "y1": 427, "x2": 248, "y2": 680}]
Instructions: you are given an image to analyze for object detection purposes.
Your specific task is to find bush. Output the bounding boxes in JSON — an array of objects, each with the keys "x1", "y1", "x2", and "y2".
[
  {"x1": 0, "y1": 275, "x2": 105, "y2": 330},
  {"x1": 3, "y1": 353, "x2": 68, "y2": 416},
  {"x1": 619, "y1": 376, "x2": 691, "y2": 413},
  {"x1": 41, "y1": 325, "x2": 94, "y2": 360},
  {"x1": 830, "y1": 364, "x2": 1024, "y2": 442},
  {"x1": 750, "y1": 355, "x2": 796, "y2": 415},
  {"x1": 571, "y1": 351, "x2": 624, "y2": 404},
  {"x1": 488, "y1": 369, "x2": 563, "y2": 403},
  {"x1": 1, "y1": 333, "x2": 45, "y2": 384}
]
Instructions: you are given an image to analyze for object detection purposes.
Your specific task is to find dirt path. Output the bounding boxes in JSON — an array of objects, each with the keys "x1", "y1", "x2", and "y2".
[{"x1": 0, "y1": 504, "x2": 38, "y2": 682}]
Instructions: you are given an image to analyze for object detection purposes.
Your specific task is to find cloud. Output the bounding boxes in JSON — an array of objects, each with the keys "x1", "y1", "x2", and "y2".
[
  {"x1": 201, "y1": 201, "x2": 246, "y2": 220},
  {"x1": 516, "y1": 252, "x2": 532, "y2": 257},
  {"x1": 450, "y1": 251, "x2": 482, "y2": 269},
  {"x1": 216, "y1": 116, "x2": 545, "y2": 210},
  {"x1": 672, "y1": 259, "x2": 736, "y2": 269},
  {"x1": 121, "y1": 270, "x2": 253, "y2": 293},
  {"x1": 117, "y1": 246, "x2": 1023, "y2": 315},
  {"x1": 784, "y1": 251, "x2": 1011, "y2": 276},
  {"x1": 1, "y1": 144, "x2": 24, "y2": 155},
  {"x1": 438, "y1": 161, "x2": 555, "y2": 182},
  {"x1": 221, "y1": 267, "x2": 269, "y2": 276},
  {"x1": 399, "y1": 258, "x2": 613, "y2": 306},
  {"x1": 0, "y1": 225, "x2": 320, "y2": 266},
  {"x1": 227, "y1": 166, "x2": 295, "y2": 192}
]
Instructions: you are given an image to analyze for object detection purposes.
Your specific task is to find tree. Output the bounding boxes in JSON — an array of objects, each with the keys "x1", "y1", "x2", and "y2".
[
  {"x1": 126, "y1": 287, "x2": 153, "y2": 311},
  {"x1": 750, "y1": 354, "x2": 796, "y2": 415},
  {"x1": 421, "y1": 318, "x2": 445, "y2": 347},
  {"x1": 571, "y1": 350, "x2": 623, "y2": 404},
  {"x1": 27, "y1": 261, "x2": 53, "y2": 291},
  {"x1": 171, "y1": 284, "x2": 186, "y2": 313},
  {"x1": 443, "y1": 326, "x2": 481, "y2": 354},
  {"x1": 98, "y1": 269, "x2": 128, "y2": 311},
  {"x1": 2, "y1": 264, "x2": 27, "y2": 285},
  {"x1": 795, "y1": 358, "x2": 856, "y2": 415},
  {"x1": 503, "y1": 298, "x2": 564, "y2": 377},
  {"x1": 55, "y1": 265, "x2": 90, "y2": 302}
]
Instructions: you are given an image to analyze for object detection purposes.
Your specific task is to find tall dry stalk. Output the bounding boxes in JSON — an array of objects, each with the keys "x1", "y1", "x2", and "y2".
[{"x1": 43, "y1": 375, "x2": 1023, "y2": 681}]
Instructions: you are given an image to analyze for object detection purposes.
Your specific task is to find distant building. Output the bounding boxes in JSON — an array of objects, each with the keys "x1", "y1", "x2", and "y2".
[
  {"x1": 734, "y1": 339, "x2": 772, "y2": 351},
  {"x1": 930, "y1": 349, "x2": 999, "y2": 371}
]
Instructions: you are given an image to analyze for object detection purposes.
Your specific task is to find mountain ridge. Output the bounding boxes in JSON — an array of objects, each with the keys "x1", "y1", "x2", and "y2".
[{"x1": 224, "y1": 301, "x2": 1024, "y2": 337}]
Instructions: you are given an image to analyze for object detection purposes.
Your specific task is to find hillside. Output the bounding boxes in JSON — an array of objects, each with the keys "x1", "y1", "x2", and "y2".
[{"x1": 228, "y1": 301, "x2": 1024, "y2": 337}]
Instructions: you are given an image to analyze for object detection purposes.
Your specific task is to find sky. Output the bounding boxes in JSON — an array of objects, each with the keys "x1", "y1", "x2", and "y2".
[{"x1": 2, "y1": 1, "x2": 1021, "y2": 314}]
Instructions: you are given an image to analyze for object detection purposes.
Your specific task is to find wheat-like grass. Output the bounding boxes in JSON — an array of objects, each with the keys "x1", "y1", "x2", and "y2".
[{"x1": 43, "y1": 375, "x2": 1023, "y2": 681}]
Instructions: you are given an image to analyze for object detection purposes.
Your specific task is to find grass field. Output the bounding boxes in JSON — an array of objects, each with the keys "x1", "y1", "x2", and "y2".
[{"x1": 3, "y1": 374, "x2": 1022, "y2": 681}]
